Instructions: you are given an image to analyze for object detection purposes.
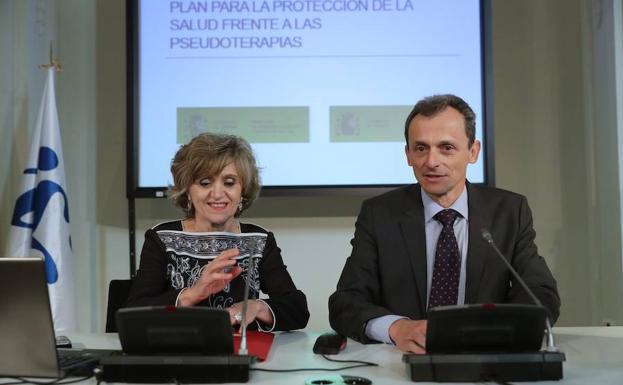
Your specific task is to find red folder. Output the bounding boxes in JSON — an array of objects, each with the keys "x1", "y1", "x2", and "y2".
[{"x1": 233, "y1": 331, "x2": 274, "y2": 361}]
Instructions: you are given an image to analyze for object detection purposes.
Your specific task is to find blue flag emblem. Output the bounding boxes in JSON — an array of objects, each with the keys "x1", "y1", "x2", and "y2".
[{"x1": 10, "y1": 146, "x2": 70, "y2": 284}]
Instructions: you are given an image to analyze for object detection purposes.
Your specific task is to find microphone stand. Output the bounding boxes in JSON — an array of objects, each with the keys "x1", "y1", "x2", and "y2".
[
  {"x1": 238, "y1": 256, "x2": 255, "y2": 355},
  {"x1": 481, "y1": 229, "x2": 558, "y2": 352}
]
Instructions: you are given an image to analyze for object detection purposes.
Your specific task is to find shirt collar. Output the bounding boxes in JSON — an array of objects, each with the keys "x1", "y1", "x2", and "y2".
[{"x1": 421, "y1": 185, "x2": 469, "y2": 223}]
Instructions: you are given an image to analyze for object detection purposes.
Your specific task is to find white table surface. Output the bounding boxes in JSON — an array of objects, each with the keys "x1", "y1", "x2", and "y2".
[{"x1": 58, "y1": 326, "x2": 623, "y2": 384}]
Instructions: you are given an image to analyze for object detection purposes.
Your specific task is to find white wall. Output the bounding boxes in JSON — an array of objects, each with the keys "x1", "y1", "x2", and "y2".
[
  {"x1": 1, "y1": 0, "x2": 623, "y2": 333},
  {"x1": 492, "y1": 0, "x2": 595, "y2": 325},
  {"x1": 56, "y1": 0, "x2": 99, "y2": 332},
  {"x1": 586, "y1": 0, "x2": 623, "y2": 324}
]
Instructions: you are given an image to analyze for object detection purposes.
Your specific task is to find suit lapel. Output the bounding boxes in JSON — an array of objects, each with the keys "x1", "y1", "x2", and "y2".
[
  {"x1": 398, "y1": 184, "x2": 494, "y2": 309},
  {"x1": 465, "y1": 183, "x2": 493, "y2": 303},
  {"x1": 399, "y1": 185, "x2": 428, "y2": 314}
]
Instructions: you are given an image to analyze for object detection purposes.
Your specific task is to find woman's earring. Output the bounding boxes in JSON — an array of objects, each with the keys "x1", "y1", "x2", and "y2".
[
  {"x1": 186, "y1": 198, "x2": 192, "y2": 212},
  {"x1": 237, "y1": 200, "x2": 244, "y2": 212}
]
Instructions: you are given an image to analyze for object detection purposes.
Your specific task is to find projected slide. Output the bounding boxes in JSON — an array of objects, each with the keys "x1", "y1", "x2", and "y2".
[{"x1": 136, "y1": 0, "x2": 485, "y2": 188}]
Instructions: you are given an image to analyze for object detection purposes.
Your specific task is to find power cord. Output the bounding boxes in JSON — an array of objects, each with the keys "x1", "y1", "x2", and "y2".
[
  {"x1": 1, "y1": 374, "x2": 93, "y2": 385},
  {"x1": 251, "y1": 353, "x2": 378, "y2": 373}
]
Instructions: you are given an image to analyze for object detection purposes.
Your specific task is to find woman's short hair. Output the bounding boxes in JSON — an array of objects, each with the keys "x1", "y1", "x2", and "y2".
[{"x1": 169, "y1": 132, "x2": 261, "y2": 217}]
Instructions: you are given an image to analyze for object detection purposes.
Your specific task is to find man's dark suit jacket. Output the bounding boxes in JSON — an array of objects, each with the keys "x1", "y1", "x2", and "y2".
[{"x1": 328, "y1": 183, "x2": 560, "y2": 343}]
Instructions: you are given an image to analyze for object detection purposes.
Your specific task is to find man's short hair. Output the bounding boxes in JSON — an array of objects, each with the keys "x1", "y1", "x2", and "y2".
[{"x1": 404, "y1": 94, "x2": 476, "y2": 148}]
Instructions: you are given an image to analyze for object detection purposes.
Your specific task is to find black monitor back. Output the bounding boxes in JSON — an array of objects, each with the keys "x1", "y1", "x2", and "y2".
[
  {"x1": 116, "y1": 306, "x2": 234, "y2": 355},
  {"x1": 426, "y1": 304, "x2": 546, "y2": 354}
]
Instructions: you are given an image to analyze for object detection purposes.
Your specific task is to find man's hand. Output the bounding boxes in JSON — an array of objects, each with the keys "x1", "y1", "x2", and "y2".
[{"x1": 389, "y1": 319, "x2": 428, "y2": 353}]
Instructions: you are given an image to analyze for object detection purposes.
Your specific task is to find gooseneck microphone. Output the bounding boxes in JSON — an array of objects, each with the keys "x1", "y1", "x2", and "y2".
[
  {"x1": 237, "y1": 256, "x2": 256, "y2": 355},
  {"x1": 480, "y1": 228, "x2": 558, "y2": 352}
]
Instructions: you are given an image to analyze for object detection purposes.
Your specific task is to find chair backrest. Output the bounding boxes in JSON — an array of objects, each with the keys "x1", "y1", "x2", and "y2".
[{"x1": 105, "y1": 279, "x2": 133, "y2": 333}]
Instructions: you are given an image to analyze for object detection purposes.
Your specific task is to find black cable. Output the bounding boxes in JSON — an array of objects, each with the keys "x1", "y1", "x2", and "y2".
[
  {"x1": 320, "y1": 354, "x2": 378, "y2": 366},
  {"x1": 0, "y1": 380, "x2": 24, "y2": 385},
  {"x1": 251, "y1": 363, "x2": 375, "y2": 373},
  {"x1": 1, "y1": 375, "x2": 93, "y2": 385},
  {"x1": 250, "y1": 354, "x2": 378, "y2": 373},
  {"x1": 52, "y1": 376, "x2": 94, "y2": 385},
  {"x1": 21, "y1": 375, "x2": 92, "y2": 385}
]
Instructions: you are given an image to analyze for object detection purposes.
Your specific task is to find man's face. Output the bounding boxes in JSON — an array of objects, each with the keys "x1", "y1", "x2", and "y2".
[{"x1": 404, "y1": 107, "x2": 480, "y2": 207}]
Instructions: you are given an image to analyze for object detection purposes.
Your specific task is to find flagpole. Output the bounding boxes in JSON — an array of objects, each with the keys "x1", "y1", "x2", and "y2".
[
  {"x1": 31, "y1": 44, "x2": 75, "y2": 332},
  {"x1": 39, "y1": 41, "x2": 62, "y2": 72}
]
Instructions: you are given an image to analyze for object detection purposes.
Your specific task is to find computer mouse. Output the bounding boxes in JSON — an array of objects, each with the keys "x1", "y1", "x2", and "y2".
[{"x1": 313, "y1": 332, "x2": 347, "y2": 354}]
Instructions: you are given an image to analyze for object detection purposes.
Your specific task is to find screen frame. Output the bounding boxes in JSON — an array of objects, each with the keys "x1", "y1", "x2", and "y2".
[{"x1": 126, "y1": 0, "x2": 495, "y2": 199}]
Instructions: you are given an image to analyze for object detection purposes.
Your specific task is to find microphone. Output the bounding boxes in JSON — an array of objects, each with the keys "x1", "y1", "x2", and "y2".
[
  {"x1": 237, "y1": 255, "x2": 256, "y2": 355},
  {"x1": 480, "y1": 228, "x2": 558, "y2": 352}
]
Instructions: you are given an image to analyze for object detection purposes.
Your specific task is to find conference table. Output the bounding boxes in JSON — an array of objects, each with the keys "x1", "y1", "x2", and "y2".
[{"x1": 51, "y1": 327, "x2": 623, "y2": 384}]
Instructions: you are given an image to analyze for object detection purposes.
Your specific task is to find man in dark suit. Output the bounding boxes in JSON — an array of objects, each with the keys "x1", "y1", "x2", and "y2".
[{"x1": 328, "y1": 94, "x2": 560, "y2": 353}]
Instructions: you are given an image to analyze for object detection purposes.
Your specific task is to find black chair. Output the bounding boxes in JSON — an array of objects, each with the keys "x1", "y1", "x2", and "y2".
[{"x1": 105, "y1": 279, "x2": 133, "y2": 333}]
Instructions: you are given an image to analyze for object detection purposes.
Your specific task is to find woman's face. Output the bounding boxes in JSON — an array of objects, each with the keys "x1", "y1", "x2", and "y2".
[{"x1": 187, "y1": 163, "x2": 243, "y2": 231}]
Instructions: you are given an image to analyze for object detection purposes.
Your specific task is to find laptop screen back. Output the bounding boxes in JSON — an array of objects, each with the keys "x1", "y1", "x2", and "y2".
[{"x1": 0, "y1": 258, "x2": 60, "y2": 377}]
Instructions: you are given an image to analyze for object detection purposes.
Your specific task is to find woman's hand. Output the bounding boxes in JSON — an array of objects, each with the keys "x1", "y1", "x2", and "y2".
[
  {"x1": 227, "y1": 300, "x2": 274, "y2": 329},
  {"x1": 177, "y1": 248, "x2": 242, "y2": 306}
]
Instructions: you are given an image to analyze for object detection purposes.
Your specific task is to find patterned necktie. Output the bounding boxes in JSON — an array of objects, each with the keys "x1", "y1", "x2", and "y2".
[{"x1": 428, "y1": 209, "x2": 461, "y2": 310}]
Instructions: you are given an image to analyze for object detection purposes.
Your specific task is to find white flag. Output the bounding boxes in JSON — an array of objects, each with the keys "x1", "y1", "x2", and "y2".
[{"x1": 6, "y1": 68, "x2": 77, "y2": 333}]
